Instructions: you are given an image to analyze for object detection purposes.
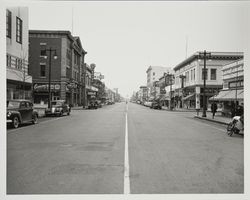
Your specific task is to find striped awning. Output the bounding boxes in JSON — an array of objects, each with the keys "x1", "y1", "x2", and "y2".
[{"x1": 209, "y1": 89, "x2": 243, "y2": 101}]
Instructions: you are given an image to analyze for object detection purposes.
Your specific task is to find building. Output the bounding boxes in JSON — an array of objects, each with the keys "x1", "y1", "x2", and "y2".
[
  {"x1": 29, "y1": 30, "x2": 87, "y2": 106},
  {"x1": 6, "y1": 7, "x2": 32, "y2": 100},
  {"x1": 210, "y1": 58, "x2": 244, "y2": 116},
  {"x1": 138, "y1": 86, "x2": 148, "y2": 103},
  {"x1": 84, "y1": 63, "x2": 98, "y2": 107},
  {"x1": 173, "y1": 51, "x2": 243, "y2": 109},
  {"x1": 146, "y1": 66, "x2": 172, "y2": 99}
]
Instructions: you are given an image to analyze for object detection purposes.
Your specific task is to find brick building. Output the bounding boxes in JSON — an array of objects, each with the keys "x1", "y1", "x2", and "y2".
[{"x1": 29, "y1": 30, "x2": 87, "y2": 106}]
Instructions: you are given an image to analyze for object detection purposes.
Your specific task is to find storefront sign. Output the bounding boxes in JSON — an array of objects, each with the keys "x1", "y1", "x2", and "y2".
[
  {"x1": 33, "y1": 83, "x2": 60, "y2": 91},
  {"x1": 66, "y1": 83, "x2": 78, "y2": 90},
  {"x1": 87, "y1": 91, "x2": 96, "y2": 96}
]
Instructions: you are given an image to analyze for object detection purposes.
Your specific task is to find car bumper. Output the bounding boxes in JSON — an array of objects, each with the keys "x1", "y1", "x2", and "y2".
[{"x1": 7, "y1": 119, "x2": 12, "y2": 123}]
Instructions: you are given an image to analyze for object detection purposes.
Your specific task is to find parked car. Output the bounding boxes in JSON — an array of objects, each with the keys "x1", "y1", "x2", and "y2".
[
  {"x1": 7, "y1": 99, "x2": 38, "y2": 128},
  {"x1": 88, "y1": 101, "x2": 98, "y2": 109},
  {"x1": 144, "y1": 101, "x2": 153, "y2": 107},
  {"x1": 150, "y1": 101, "x2": 162, "y2": 109},
  {"x1": 45, "y1": 100, "x2": 71, "y2": 116}
]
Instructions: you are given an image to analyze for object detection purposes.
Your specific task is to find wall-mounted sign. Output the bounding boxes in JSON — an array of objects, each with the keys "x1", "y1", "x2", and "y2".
[{"x1": 33, "y1": 83, "x2": 60, "y2": 91}]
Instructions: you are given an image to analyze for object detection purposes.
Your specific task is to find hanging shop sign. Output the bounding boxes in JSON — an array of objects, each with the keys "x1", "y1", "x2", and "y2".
[
  {"x1": 87, "y1": 91, "x2": 96, "y2": 96},
  {"x1": 66, "y1": 83, "x2": 78, "y2": 90},
  {"x1": 33, "y1": 83, "x2": 60, "y2": 91}
]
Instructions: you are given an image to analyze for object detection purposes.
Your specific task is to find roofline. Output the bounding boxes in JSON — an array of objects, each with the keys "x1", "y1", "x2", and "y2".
[
  {"x1": 29, "y1": 30, "x2": 75, "y2": 41},
  {"x1": 173, "y1": 51, "x2": 244, "y2": 71}
]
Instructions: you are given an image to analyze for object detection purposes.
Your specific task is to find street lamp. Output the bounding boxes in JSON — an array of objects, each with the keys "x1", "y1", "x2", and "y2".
[
  {"x1": 179, "y1": 74, "x2": 186, "y2": 108},
  {"x1": 82, "y1": 51, "x2": 87, "y2": 108},
  {"x1": 41, "y1": 47, "x2": 58, "y2": 109},
  {"x1": 198, "y1": 50, "x2": 211, "y2": 117},
  {"x1": 165, "y1": 72, "x2": 174, "y2": 110}
]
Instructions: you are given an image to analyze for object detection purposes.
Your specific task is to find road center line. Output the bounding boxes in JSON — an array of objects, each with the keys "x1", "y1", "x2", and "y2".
[{"x1": 124, "y1": 103, "x2": 130, "y2": 194}]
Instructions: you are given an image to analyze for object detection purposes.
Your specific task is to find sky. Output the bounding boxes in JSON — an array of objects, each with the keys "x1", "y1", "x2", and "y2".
[{"x1": 25, "y1": 1, "x2": 249, "y2": 98}]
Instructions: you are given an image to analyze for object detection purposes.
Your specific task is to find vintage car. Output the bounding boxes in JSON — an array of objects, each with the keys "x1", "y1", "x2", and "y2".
[
  {"x1": 88, "y1": 101, "x2": 98, "y2": 109},
  {"x1": 7, "y1": 99, "x2": 39, "y2": 128},
  {"x1": 150, "y1": 101, "x2": 162, "y2": 109},
  {"x1": 45, "y1": 100, "x2": 71, "y2": 116}
]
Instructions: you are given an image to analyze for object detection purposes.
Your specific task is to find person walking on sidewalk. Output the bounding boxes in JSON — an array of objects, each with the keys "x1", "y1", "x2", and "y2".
[{"x1": 211, "y1": 102, "x2": 217, "y2": 119}]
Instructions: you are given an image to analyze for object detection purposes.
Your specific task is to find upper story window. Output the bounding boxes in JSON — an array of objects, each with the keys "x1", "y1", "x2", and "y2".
[
  {"x1": 40, "y1": 64, "x2": 46, "y2": 77},
  {"x1": 211, "y1": 69, "x2": 217, "y2": 80},
  {"x1": 6, "y1": 10, "x2": 11, "y2": 38},
  {"x1": 202, "y1": 69, "x2": 208, "y2": 80},
  {"x1": 153, "y1": 72, "x2": 155, "y2": 76},
  {"x1": 16, "y1": 17, "x2": 22, "y2": 44}
]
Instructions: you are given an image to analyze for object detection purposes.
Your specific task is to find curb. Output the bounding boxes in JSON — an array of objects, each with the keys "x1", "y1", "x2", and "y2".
[{"x1": 194, "y1": 115, "x2": 229, "y2": 125}]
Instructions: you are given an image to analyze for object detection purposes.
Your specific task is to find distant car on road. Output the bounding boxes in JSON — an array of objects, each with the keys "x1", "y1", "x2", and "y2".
[
  {"x1": 7, "y1": 99, "x2": 39, "y2": 128},
  {"x1": 45, "y1": 100, "x2": 71, "y2": 117},
  {"x1": 150, "y1": 101, "x2": 162, "y2": 109},
  {"x1": 88, "y1": 101, "x2": 98, "y2": 109}
]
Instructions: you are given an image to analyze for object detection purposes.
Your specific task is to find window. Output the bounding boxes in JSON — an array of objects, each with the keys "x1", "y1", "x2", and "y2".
[
  {"x1": 153, "y1": 72, "x2": 155, "y2": 76},
  {"x1": 202, "y1": 69, "x2": 208, "y2": 80},
  {"x1": 6, "y1": 10, "x2": 11, "y2": 38},
  {"x1": 7, "y1": 55, "x2": 11, "y2": 67},
  {"x1": 211, "y1": 69, "x2": 217, "y2": 80},
  {"x1": 193, "y1": 69, "x2": 195, "y2": 80},
  {"x1": 40, "y1": 49, "x2": 47, "y2": 56},
  {"x1": 16, "y1": 17, "x2": 22, "y2": 43},
  {"x1": 40, "y1": 64, "x2": 46, "y2": 77},
  {"x1": 15, "y1": 58, "x2": 22, "y2": 70}
]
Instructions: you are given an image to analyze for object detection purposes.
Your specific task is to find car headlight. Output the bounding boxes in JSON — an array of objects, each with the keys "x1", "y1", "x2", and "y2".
[
  {"x1": 7, "y1": 112, "x2": 11, "y2": 117},
  {"x1": 55, "y1": 107, "x2": 61, "y2": 111}
]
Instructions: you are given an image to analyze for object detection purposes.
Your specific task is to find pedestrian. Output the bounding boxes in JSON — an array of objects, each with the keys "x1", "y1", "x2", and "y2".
[{"x1": 211, "y1": 102, "x2": 217, "y2": 118}]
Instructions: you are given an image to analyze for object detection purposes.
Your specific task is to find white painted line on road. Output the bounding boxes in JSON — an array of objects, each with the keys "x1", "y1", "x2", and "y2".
[{"x1": 124, "y1": 104, "x2": 130, "y2": 194}]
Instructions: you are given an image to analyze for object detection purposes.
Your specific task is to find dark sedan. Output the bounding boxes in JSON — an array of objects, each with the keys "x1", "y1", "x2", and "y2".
[
  {"x1": 150, "y1": 101, "x2": 162, "y2": 109},
  {"x1": 7, "y1": 99, "x2": 39, "y2": 128},
  {"x1": 45, "y1": 100, "x2": 71, "y2": 116}
]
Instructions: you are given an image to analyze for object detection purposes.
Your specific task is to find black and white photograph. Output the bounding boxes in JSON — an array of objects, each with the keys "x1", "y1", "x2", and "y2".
[{"x1": 1, "y1": 0, "x2": 250, "y2": 200}]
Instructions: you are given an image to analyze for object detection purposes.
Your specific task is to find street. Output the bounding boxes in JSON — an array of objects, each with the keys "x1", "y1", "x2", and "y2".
[{"x1": 7, "y1": 102, "x2": 243, "y2": 194}]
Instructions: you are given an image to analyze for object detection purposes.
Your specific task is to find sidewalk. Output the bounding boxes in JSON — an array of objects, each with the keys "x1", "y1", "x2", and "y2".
[{"x1": 162, "y1": 106, "x2": 231, "y2": 125}]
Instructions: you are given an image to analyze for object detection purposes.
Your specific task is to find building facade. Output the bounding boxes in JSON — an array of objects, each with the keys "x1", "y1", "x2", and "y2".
[
  {"x1": 173, "y1": 51, "x2": 243, "y2": 109},
  {"x1": 146, "y1": 66, "x2": 172, "y2": 99},
  {"x1": 210, "y1": 58, "x2": 244, "y2": 116},
  {"x1": 6, "y1": 7, "x2": 32, "y2": 100},
  {"x1": 29, "y1": 30, "x2": 87, "y2": 106}
]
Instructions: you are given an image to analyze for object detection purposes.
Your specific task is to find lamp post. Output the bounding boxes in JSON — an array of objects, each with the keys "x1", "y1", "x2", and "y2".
[
  {"x1": 235, "y1": 61, "x2": 239, "y2": 115},
  {"x1": 42, "y1": 47, "x2": 58, "y2": 109},
  {"x1": 179, "y1": 74, "x2": 186, "y2": 108},
  {"x1": 82, "y1": 51, "x2": 87, "y2": 108},
  {"x1": 199, "y1": 50, "x2": 211, "y2": 117}
]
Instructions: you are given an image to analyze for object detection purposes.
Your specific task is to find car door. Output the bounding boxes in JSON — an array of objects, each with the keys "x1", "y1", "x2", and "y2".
[
  {"x1": 19, "y1": 101, "x2": 27, "y2": 122},
  {"x1": 25, "y1": 102, "x2": 33, "y2": 121}
]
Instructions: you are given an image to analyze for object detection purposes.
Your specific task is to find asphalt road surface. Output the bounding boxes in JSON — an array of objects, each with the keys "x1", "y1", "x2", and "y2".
[{"x1": 7, "y1": 102, "x2": 243, "y2": 194}]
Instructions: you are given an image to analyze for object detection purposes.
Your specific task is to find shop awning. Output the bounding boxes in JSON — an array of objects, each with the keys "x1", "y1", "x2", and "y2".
[
  {"x1": 209, "y1": 89, "x2": 244, "y2": 101},
  {"x1": 183, "y1": 93, "x2": 195, "y2": 101}
]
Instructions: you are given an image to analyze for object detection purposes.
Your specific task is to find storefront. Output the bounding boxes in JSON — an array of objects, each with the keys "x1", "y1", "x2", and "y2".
[
  {"x1": 7, "y1": 79, "x2": 32, "y2": 100},
  {"x1": 33, "y1": 82, "x2": 61, "y2": 104}
]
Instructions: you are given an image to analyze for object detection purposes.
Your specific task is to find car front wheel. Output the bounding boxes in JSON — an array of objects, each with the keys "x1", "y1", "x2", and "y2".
[{"x1": 12, "y1": 116, "x2": 19, "y2": 128}]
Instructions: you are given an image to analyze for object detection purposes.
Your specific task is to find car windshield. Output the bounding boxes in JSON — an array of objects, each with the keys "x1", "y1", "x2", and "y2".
[
  {"x1": 51, "y1": 101, "x2": 63, "y2": 106},
  {"x1": 7, "y1": 101, "x2": 20, "y2": 108}
]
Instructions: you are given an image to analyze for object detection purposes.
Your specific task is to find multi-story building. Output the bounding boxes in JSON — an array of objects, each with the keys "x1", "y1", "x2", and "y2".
[
  {"x1": 6, "y1": 7, "x2": 32, "y2": 100},
  {"x1": 173, "y1": 51, "x2": 243, "y2": 109},
  {"x1": 210, "y1": 58, "x2": 244, "y2": 115},
  {"x1": 138, "y1": 86, "x2": 148, "y2": 103},
  {"x1": 29, "y1": 30, "x2": 87, "y2": 106},
  {"x1": 146, "y1": 66, "x2": 172, "y2": 98}
]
